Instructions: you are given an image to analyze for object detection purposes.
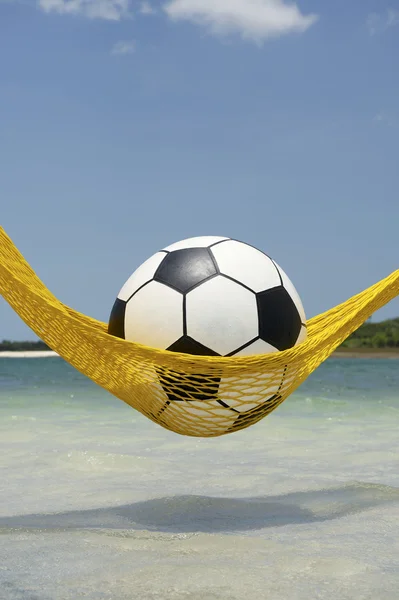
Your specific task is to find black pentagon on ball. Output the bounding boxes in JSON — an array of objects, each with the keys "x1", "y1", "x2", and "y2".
[
  {"x1": 157, "y1": 336, "x2": 221, "y2": 403},
  {"x1": 227, "y1": 394, "x2": 282, "y2": 433},
  {"x1": 256, "y1": 286, "x2": 301, "y2": 351},
  {"x1": 154, "y1": 248, "x2": 217, "y2": 294},
  {"x1": 108, "y1": 298, "x2": 126, "y2": 338},
  {"x1": 167, "y1": 336, "x2": 220, "y2": 356}
]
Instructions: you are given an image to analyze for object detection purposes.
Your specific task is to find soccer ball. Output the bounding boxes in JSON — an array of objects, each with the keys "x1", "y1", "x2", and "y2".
[{"x1": 108, "y1": 236, "x2": 306, "y2": 435}]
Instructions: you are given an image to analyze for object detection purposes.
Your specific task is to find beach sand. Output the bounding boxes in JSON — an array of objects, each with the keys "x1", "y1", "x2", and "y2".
[{"x1": 0, "y1": 351, "x2": 59, "y2": 358}]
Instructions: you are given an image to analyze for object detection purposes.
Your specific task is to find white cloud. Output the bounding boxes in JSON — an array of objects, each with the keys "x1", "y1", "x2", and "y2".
[
  {"x1": 387, "y1": 9, "x2": 399, "y2": 26},
  {"x1": 38, "y1": 0, "x2": 129, "y2": 20},
  {"x1": 111, "y1": 39, "x2": 136, "y2": 54},
  {"x1": 140, "y1": 0, "x2": 155, "y2": 14},
  {"x1": 367, "y1": 9, "x2": 399, "y2": 35},
  {"x1": 374, "y1": 112, "x2": 386, "y2": 124},
  {"x1": 163, "y1": 0, "x2": 318, "y2": 43},
  {"x1": 37, "y1": 0, "x2": 318, "y2": 41},
  {"x1": 373, "y1": 112, "x2": 397, "y2": 128}
]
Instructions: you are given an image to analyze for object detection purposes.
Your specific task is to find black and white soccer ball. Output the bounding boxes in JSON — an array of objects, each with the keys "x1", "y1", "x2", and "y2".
[{"x1": 108, "y1": 236, "x2": 306, "y2": 433}]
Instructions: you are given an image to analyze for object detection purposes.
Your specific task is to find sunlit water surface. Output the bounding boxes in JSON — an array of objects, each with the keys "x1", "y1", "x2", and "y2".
[{"x1": 1, "y1": 357, "x2": 398, "y2": 599}]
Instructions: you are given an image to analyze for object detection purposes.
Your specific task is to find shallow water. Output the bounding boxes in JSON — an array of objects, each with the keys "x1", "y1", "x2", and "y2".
[{"x1": 0, "y1": 357, "x2": 398, "y2": 599}]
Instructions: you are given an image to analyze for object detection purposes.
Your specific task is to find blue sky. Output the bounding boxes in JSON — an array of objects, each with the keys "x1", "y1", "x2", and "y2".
[{"x1": 1, "y1": 0, "x2": 399, "y2": 340}]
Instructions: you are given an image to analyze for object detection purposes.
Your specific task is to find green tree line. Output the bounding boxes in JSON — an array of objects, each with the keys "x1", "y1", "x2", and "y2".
[
  {"x1": 0, "y1": 340, "x2": 50, "y2": 351},
  {"x1": 340, "y1": 318, "x2": 399, "y2": 348}
]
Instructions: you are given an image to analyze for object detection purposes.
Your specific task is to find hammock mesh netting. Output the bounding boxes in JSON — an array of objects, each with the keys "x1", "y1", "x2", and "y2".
[{"x1": 1, "y1": 226, "x2": 398, "y2": 437}]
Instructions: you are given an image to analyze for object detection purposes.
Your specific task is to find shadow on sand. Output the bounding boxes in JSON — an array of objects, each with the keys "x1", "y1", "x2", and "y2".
[{"x1": 1, "y1": 482, "x2": 398, "y2": 534}]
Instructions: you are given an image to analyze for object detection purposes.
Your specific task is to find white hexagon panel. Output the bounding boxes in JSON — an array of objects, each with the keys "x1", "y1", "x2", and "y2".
[
  {"x1": 118, "y1": 252, "x2": 167, "y2": 302},
  {"x1": 231, "y1": 337, "x2": 279, "y2": 356},
  {"x1": 124, "y1": 281, "x2": 183, "y2": 349},
  {"x1": 211, "y1": 239, "x2": 281, "y2": 293},
  {"x1": 163, "y1": 236, "x2": 229, "y2": 252},
  {"x1": 185, "y1": 276, "x2": 258, "y2": 356}
]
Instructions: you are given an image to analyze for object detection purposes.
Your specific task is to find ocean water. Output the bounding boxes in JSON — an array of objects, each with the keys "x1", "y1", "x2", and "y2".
[{"x1": 0, "y1": 357, "x2": 398, "y2": 600}]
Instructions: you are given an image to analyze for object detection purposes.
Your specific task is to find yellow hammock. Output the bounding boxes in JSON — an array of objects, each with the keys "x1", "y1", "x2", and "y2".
[{"x1": 1, "y1": 226, "x2": 398, "y2": 438}]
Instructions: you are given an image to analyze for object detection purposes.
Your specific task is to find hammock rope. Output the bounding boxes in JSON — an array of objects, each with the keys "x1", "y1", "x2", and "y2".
[{"x1": 1, "y1": 226, "x2": 398, "y2": 437}]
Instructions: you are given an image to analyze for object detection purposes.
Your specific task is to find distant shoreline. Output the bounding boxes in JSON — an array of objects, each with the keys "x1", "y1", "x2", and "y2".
[
  {"x1": 332, "y1": 349, "x2": 399, "y2": 359},
  {"x1": 1, "y1": 349, "x2": 399, "y2": 359}
]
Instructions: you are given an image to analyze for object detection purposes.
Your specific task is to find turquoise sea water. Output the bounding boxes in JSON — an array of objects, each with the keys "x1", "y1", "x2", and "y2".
[{"x1": 0, "y1": 357, "x2": 398, "y2": 600}]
